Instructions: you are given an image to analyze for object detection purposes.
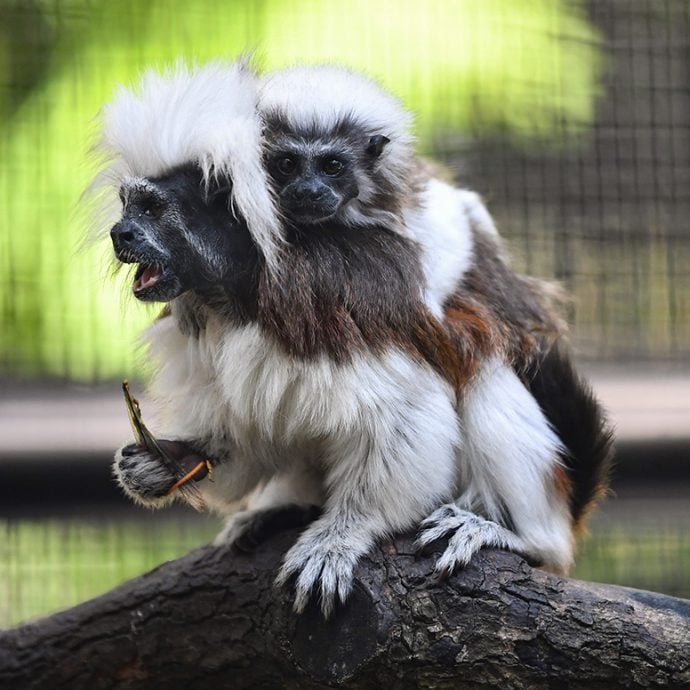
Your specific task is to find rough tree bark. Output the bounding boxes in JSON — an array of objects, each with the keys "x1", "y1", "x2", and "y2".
[{"x1": 1, "y1": 530, "x2": 688, "y2": 689}]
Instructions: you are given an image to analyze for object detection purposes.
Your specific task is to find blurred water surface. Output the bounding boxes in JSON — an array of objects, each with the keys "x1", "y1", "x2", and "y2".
[{"x1": 2, "y1": 487, "x2": 689, "y2": 629}]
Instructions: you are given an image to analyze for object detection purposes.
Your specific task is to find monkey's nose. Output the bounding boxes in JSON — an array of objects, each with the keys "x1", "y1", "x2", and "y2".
[
  {"x1": 111, "y1": 221, "x2": 143, "y2": 247},
  {"x1": 111, "y1": 226, "x2": 134, "y2": 244},
  {"x1": 292, "y1": 184, "x2": 328, "y2": 204},
  {"x1": 110, "y1": 221, "x2": 145, "y2": 257}
]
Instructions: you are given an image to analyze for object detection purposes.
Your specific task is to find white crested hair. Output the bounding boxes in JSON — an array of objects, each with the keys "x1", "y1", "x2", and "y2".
[
  {"x1": 94, "y1": 60, "x2": 284, "y2": 271},
  {"x1": 258, "y1": 65, "x2": 419, "y2": 234}
]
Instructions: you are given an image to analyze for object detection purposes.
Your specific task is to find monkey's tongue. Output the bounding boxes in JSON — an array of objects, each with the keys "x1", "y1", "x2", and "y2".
[{"x1": 133, "y1": 264, "x2": 162, "y2": 293}]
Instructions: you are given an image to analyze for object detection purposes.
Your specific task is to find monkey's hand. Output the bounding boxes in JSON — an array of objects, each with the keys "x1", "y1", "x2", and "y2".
[
  {"x1": 114, "y1": 439, "x2": 213, "y2": 511},
  {"x1": 416, "y1": 504, "x2": 526, "y2": 576},
  {"x1": 113, "y1": 442, "x2": 179, "y2": 508}
]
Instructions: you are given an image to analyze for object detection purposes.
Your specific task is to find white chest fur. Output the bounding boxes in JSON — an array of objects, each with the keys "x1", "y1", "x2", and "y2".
[{"x1": 144, "y1": 316, "x2": 457, "y2": 466}]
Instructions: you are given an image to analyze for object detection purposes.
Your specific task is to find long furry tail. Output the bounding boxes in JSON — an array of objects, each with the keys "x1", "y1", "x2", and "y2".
[{"x1": 522, "y1": 343, "x2": 615, "y2": 533}]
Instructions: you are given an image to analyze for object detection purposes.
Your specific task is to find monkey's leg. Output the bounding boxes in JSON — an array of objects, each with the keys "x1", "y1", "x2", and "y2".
[
  {"x1": 275, "y1": 507, "x2": 385, "y2": 618},
  {"x1": 418, "y1": 358, "x2": 574, "y2": 574},
  {"x1": 213, "y1": 467, "x2": 324, "y2": 551},
  {"x1": 276, "y1": 467, "x2": 456, "y2": 617},
  {"x1": 417, "y1": 505, "x2": 530, "y2": 574}
]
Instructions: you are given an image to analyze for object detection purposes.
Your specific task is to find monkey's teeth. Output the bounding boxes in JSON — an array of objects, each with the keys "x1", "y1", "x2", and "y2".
[{"x1": 133, "y1": 264, "x2": 162, "y2": 293}]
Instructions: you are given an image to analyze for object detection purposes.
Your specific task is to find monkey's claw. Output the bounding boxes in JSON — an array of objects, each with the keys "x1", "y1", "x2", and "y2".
[
  {"x1": 417, "y1": 504, "x2": 523, "y2": 575},
  {"x1": 275, "y1": 524, "x2": 359, "y2": 618}
]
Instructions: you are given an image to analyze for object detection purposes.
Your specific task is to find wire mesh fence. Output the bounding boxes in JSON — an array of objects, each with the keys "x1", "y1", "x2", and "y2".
[
  {"x1": 439, "y1": 0, "x2": 690, "y2": 362},
  {"x1": 1, "y1": 0, "x2": 688, "y2": 379}
]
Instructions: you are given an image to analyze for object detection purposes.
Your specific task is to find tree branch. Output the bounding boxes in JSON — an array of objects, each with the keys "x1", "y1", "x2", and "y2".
[{"x1": 1, "y1": 530, "x2": 688, "y2": 689}]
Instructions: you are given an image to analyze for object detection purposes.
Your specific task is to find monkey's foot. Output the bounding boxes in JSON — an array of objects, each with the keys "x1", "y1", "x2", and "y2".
[
  {"x1": 113, "y1": 443, "x2": 177, "y2": 508},
  {"x1": 213, "y1": 504, "x2": 321, "y2": 552},
  {"x1": 275, "y1": 521, "x2": 364, "y2": 618},
  {"x1": 416, "y1": 504, "x2": 524, "y2": 576}
]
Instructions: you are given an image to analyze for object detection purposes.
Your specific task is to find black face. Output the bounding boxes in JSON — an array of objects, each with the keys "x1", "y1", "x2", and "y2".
[
  {"x1": 265, "y1": 130, "x2": 390, "y2": 226},
  {"x1": 267, "y1": 146, "x2": 359, "y2": 225},
  {"x1": 110, "y1": 167, "x2": 257, "y2": 302}
]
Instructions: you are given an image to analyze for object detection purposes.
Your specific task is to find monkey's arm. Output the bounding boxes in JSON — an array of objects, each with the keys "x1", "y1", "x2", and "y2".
[
  {"x1": 113, "y1": 316, "x2": 271, "y2": 512},
  {"x1": 276, "y1": 353, "x2": 460, "y2": 618}
]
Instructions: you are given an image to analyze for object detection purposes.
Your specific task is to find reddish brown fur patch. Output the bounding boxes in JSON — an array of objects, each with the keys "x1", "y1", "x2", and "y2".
[
  {"x1": 555, "y1": 432, "x2": 609, "y2": 541},
  {"x1": 553, "y1": 465, "x2": 574, "y2": 503},
  {"x1": 404, "y1": 313, "x2": 465, "y2": 395},
  {"x1": 461, "y1": 230, "x2": 566, "y2": 374},
  {"x1": 441, "y1": 295, "x2": 502, "y2": 393},
  {"x1": 254, "y1": 226, "x2": 505, "y2": 397},
  {"x1": 572, "y1": 479, "x2": 611, "y2": 538}
]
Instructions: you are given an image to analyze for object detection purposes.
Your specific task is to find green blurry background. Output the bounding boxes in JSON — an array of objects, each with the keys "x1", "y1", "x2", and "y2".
[
  {"x1": 2, "y1": 0, "x2": 689, "y2": 380},
  {"x1": 1, "y1": 0, "x2": 607, "y2": 380},
  {"x1": 1, "y1": 0, "x2": 689, "y2": 628}
]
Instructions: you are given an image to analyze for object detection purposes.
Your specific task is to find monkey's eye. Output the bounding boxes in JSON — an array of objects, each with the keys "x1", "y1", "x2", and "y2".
[
  {"x1": 141, "y1": 200, "x2": 164, "y2": 219},
  {"x1": 321, "y1": 158, "x2": 344, "y2": 176},
  {"x1": 275, "y1": 156, "x2": 297, "y2": 176}
]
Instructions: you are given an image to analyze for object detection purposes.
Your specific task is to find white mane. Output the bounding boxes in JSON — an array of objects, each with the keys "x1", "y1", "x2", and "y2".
[
  {"x1": 95, "y1": 60, "x2": 284, "y2": 270},
  {"x1": 258, "y1": 65, "x2": 418, "y2": 234},
  {"x1": 259, "y1": 65, "x2": 413, "y2": 141}
]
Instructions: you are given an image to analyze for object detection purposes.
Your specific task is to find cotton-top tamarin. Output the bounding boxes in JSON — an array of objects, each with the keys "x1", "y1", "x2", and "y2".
[
  {"x1": 256, "y1": 64, "x2": 612, "y2": 577},
  {"x1": 99, "y1": 60, "x2": 612, "y2": 619}
]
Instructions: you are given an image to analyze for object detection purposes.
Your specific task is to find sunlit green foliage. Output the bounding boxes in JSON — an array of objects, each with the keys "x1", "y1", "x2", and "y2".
[{"x1": 0, "y1": 0, "x2": 601, "y2": 379}]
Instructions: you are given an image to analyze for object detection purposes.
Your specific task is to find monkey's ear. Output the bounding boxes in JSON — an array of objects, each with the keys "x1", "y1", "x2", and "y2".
[{"x1": 366, "y1": 135, "x2": 390, "y2": 157}]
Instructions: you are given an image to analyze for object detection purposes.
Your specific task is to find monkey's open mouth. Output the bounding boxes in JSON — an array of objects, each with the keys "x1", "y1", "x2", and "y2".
[
  {"x1": 127, "y1": 261, "x2": 182, "y2": 302},
  {"x1": 133, "y1": 263, "x2": 164, "y2": 294}
]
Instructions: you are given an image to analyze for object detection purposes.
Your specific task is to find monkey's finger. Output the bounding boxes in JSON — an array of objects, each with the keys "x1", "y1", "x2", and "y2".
[{"x1": 120, "y1": 443, "x2": 145, "y2": 457}]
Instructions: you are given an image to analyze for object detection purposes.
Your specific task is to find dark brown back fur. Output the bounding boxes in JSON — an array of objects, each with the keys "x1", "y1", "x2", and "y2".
[
  {"x1": 258, "y1": 225, "x2": 475, "y2": 393},
  {"x1": 459, "y1": 230, "x2": 566, "y2": 373}
]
